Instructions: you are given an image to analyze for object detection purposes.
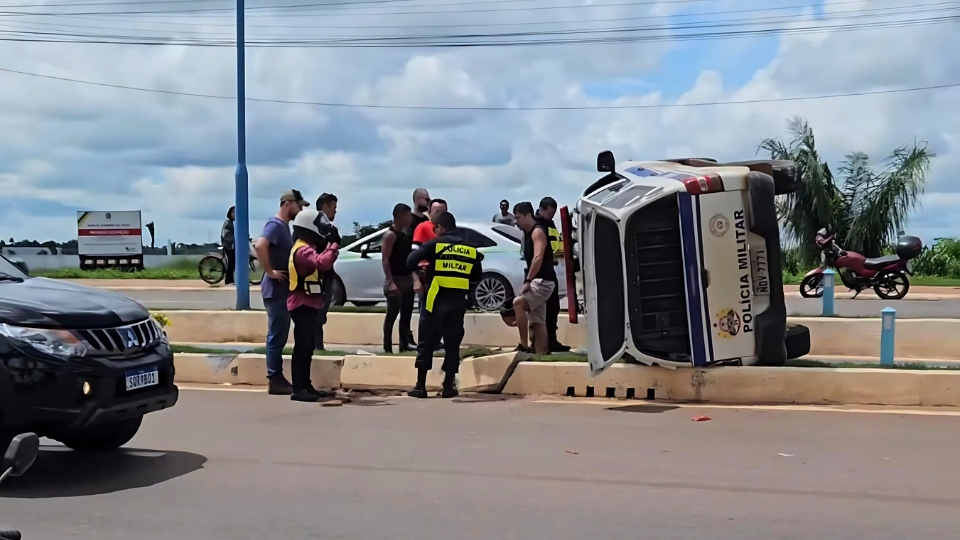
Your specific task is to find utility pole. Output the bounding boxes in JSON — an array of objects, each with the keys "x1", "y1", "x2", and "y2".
[{"x1": 234, "y1": 0, "x2": 250, "y2": 310}]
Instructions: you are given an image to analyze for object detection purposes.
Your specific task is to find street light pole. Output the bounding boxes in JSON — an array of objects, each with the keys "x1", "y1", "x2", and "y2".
[{"x1": 234, "y1": 0, "x2": 250, "y2": 310}]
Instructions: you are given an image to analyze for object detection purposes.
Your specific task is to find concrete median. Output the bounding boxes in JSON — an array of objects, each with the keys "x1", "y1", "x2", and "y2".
[
  {"x1": 159, "y1": 311, "x2": 960, "y2": 360},
  {"x1": 174, "y1": 352, "x2": 960, "y2": 407}
]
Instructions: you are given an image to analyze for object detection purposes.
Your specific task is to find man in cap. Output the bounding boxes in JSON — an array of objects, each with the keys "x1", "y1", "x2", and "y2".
[{"x1": 254, "y1": 188, "x2": 309, "y2": 395}]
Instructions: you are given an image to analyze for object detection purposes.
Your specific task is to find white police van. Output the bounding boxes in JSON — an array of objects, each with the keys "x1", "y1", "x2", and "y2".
[{"x1": 561, "y1": 152, "x2": 810, "y2": 373}]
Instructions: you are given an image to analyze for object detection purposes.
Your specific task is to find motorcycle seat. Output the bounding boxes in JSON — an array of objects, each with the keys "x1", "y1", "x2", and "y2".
[
  {"x1": 0, "y1": 526, "x2": 21, "y2": 540},
  {"x1": 863, "y1": 255, "x2": 901, "y2": 270}
]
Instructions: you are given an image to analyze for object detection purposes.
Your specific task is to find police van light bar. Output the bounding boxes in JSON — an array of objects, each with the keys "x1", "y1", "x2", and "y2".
[{"x1": 682, "y1": 174, "x2": 725, "y2": 195}]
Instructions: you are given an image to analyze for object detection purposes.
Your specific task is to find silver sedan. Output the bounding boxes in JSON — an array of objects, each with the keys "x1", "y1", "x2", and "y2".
[{"x1": 330, "y1": 222, "x2": 566, "y2": 311}]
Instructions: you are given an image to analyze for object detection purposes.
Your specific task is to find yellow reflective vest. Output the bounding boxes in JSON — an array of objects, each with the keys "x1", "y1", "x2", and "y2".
[
  {"x1": 288, "y1": 239, "x2": 323, "y2": 295},
  {"x1": 425, "y1": 241, "x2": 479, "y2": 313}
]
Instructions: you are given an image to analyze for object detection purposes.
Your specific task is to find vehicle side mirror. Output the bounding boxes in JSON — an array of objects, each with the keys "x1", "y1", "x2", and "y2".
[
  {"x1": 597, "y1": 150, "x2": 615, "y2": 172},
  {"x1": 360, "y1": 244, "x2": 370, "y2": 259},
  {"x1": 3, "y1": 432, "x2": 40, "y2": 478}
]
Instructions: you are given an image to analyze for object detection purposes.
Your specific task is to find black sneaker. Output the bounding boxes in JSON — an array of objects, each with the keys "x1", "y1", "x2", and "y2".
[
  {"x1": 550, "y1": 342, "x2": 572, "y2": 353},
  {"x1": 514, "y1": 344, "x2": 532, "y2": 354},
  {"x1": 438, "y1": 386, "x2": 459, "y2": 399},
  {"x1": 268, "y1": 376, "x2": 293, "y2": 395},
  {"x1": 407, "y1": 387, "x2": 429, "y2": 399},
  {"x1": 291, "y1": 389, "x2": 319, "y2": 402}
]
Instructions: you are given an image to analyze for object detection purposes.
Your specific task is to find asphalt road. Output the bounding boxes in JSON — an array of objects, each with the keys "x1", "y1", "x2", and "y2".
[
  {"x1": 3, "y1": 390, "x2": 960, "y2": 540},
  {"x1": 111, "y1": 286, "x2": 960, "y2": 318}
]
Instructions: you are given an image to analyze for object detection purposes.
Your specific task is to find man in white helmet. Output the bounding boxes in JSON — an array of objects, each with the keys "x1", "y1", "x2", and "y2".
[{"x1": 286, "y1": 207, "x2": 340, "y2": 402}]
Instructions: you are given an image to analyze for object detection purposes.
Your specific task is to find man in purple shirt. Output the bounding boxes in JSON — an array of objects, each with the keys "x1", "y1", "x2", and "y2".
[{"x1": 254, "y1": 189, "x2": 308, "y2": 395}]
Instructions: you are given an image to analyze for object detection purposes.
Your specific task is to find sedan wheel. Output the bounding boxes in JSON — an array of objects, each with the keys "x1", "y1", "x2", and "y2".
[{"x1": 473, "y1": 273, "x2": 513, "y2": 311}]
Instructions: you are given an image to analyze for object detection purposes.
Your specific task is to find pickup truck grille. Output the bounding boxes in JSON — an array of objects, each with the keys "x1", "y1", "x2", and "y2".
[
  {"x1": 624, "y1": 196, "x2": 691, "y2": 361},
  {"x1": 74, "y1": 319, "x2": 164, "y2": 357}
]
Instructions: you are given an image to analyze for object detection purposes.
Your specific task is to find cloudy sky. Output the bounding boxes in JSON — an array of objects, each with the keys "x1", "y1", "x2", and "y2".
[{"x1": 0, "y1": 0, "x2": 957, "y2": 245}]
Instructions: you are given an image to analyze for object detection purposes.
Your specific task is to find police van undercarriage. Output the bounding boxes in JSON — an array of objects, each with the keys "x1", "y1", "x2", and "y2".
[{"x1": 560, "y1": 152, "x2": 811, "y2": 374}]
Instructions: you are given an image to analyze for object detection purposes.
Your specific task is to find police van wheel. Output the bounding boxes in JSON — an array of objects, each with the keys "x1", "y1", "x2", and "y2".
[
  {"x1": 472, "y1": 273, "x2": 513, "y2": 312},
  {"x1": 784, "y1": 324, "x2": 811, "y2": 360}
]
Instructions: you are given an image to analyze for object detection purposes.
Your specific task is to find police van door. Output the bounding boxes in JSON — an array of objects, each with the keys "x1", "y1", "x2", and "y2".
[{"x1": 693, "y1": 189, "x2": 758, "y2": 364}]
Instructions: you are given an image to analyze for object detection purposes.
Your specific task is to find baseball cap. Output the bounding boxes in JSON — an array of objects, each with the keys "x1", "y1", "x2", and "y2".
[{"x1": 280, "y1": 189, "x2": 309, "y2": 207}]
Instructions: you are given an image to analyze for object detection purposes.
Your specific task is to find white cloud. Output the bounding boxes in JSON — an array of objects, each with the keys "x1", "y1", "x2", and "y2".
[{"x1": 0, "y1": 0, "x2": 957, "y2": 248}]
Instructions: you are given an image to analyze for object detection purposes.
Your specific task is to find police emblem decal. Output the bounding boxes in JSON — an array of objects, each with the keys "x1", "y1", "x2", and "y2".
[
  {"x1": 713, "y1": 309, "x2": 741, "y2": 338},
  {"x1": 708, "y1": 214, "x2": 729, "y2": 237}
]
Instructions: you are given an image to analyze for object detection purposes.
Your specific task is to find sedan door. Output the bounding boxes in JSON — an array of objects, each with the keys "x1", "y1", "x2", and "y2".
[{"x1": 334, "y1": 229, "x2": 388, "y2": 303}]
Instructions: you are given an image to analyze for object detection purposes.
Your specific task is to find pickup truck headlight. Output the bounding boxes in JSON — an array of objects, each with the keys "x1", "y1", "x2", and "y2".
[{"x1": 0, "y1": 323, "x2": 87, "y2": 360}]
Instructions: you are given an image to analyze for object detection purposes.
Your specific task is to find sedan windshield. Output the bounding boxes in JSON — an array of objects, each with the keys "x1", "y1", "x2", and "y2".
[{"x1": 0, "y1": 255, "x2": 28, "y2": 280}]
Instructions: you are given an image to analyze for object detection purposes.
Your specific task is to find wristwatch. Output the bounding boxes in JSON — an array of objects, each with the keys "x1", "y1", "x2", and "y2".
[{"x1": 523, "y1": 278, "x2": 532, "y2": 284}]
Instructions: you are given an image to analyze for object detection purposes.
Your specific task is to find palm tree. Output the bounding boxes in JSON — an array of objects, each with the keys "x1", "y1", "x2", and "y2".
[{"x1": 759, "y1": 116, "x2": 933, "y2": 265}]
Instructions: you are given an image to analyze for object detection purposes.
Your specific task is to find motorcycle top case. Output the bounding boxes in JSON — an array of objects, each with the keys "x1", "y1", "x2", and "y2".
[{"x1": 896, "y1": 236, "x2": 923, "y2": 259}]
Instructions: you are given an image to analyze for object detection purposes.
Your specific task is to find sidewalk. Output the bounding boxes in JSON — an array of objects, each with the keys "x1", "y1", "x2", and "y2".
[{"x1": 784, "y1": 284, "x2": 960, "y2": 298}]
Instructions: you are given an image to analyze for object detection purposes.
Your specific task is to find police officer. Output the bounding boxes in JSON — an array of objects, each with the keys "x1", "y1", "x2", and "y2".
[
  {"x1": 535, "y1": 197, "x2": 571, "y2": 352},
  {"x1": 405, "y1": 211, "x2": 483, "y2": 398}
]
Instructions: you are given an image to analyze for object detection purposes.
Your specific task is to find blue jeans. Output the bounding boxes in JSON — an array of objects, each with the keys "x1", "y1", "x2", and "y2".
[{"x1": 263, "y1": 296, "x2": 290, "y2": 379}]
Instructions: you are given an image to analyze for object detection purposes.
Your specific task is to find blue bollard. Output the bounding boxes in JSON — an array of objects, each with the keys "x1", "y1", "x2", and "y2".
[
  {"x1": 880, "y1": 307, "x2": 896, "y2": 366},
  {"x1": 822, "y1": 268, "x2": 835, "y2": 317}
]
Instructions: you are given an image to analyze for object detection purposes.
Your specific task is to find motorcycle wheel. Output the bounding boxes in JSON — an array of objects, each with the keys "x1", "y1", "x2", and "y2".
[
  {"x1": 198, "y1": 254, "x2": 226, "y2": 285},
  {"x1": 799, "y1": 274, "x2": 824, "y2": 298},
  {"x1": 874, "y1": 271, "x2": 910, "y2": 300}
]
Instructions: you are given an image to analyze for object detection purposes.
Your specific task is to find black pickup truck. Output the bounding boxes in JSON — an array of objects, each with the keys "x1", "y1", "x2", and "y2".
[{"x1": 0, "y1": 255, "x2": 178, "y2": 451}]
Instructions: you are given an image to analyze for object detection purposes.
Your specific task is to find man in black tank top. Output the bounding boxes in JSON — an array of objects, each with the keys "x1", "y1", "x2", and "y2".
[
  {"x1": 381, "y1": 203, "x2": 416, "y2": 353},
  {"x1": 511, "y1": 202, "x2": 557, "y2": 355}
]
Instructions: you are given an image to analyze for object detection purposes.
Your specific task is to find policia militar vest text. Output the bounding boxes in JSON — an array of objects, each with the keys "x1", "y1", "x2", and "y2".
[{"x1": 425, "y1": 241, "x2": 481, "y2": 312}]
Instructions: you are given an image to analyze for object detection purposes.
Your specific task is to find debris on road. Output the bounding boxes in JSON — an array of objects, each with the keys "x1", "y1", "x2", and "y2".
[
  {"x1": 321, "y1": 400, "x2": 344, "y2": 407},
  {"x1": 777, "y1": 453, "x2": 796, "y2": 457},
  {"x1": 564, "y1": 450, "x2": 579, "y2": 455},
  {"x1": 691, "y1": 416, "x2": 712, "y2": 422}
]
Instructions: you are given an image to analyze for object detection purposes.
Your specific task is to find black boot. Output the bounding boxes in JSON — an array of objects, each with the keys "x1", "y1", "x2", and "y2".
[
  {"x1": 407, "y1": 368, "x2": 429, "y2": 398},
  {"x1": 268, "y1": 375, "x2": 293, "y2": 396},
  {"x1": 291, "y1": 388, "x2": 319, "y2": 402},
  {"x1": 384, "y1": 336, "x2": 393, "y2": 355},
  {"x1": 438, "y1": 371, "x2": 459, "y2": 398}
]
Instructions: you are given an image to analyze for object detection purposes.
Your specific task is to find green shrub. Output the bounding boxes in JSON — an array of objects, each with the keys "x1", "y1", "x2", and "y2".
[{"x1": 911, "y1": 238, "x2": 960, "y2": 278}]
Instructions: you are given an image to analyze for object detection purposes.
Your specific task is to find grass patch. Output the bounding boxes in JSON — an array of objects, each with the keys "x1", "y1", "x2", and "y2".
[
  {"x1": 34, "y1": 267, "x2": 196, "y2": 280},
  {"x1": 170, "y1": 344, "x2": 243, "y2": 355},
  {"x1": 330, "y1": 305, "x2": 388, "y2": 313},
  {"x1": 250, "y1": 347, "x2": 349, "y2": 356},
  {"x1": 786, "y1": 358, "x2": 960, "y2": 370}
]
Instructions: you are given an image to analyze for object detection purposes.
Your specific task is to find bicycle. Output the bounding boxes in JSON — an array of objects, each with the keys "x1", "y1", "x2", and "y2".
[{"x1": 198, "y1": 240, "x2": 264, "y2": 285}]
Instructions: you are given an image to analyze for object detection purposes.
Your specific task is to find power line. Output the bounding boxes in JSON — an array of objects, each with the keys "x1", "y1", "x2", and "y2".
[
  {"x1": 0, "y1": 0, "x2": 718, "y2": 17},
  {"x1": 11, "y1": 0, "x2": 952, "y2": 32},
  {"x1": 0, "y1": 66, "x2": 956, "y2": 111}
]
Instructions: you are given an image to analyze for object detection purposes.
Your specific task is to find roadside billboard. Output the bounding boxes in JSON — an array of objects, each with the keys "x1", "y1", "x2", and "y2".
[{"x1": 77, "y1": 211, "x2": 144, "y2": 269}]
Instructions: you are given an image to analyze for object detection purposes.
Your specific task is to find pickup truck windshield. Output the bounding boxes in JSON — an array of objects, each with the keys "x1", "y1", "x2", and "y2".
[{"x1": 0, "y1": 256, "x2": 27, "y2": 280}]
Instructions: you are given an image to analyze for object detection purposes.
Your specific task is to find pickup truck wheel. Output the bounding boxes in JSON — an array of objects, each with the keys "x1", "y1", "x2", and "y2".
[{"x1": 57, "y1": 416, "x2": 143, "y2": 452}]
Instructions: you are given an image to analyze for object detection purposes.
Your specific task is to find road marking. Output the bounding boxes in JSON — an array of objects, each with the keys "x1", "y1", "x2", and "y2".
[{"x1": 532, "y1": 399, "x2": 960, "y2": 417}]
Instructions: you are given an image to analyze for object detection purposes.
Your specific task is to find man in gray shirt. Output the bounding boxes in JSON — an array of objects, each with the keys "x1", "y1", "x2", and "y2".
[{"x1": 492, "y1": 199, "x2": 516, "y2": 226}]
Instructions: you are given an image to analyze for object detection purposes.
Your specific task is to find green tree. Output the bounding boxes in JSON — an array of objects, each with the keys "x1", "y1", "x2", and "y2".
[{"x1": 759, "y1": 116, "x2": 933, "y2": 265}]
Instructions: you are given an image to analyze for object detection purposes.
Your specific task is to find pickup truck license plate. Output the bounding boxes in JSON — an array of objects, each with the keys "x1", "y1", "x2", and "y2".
[{"x1": 125, "y1": 367, "x2": 159, "y2": 391}]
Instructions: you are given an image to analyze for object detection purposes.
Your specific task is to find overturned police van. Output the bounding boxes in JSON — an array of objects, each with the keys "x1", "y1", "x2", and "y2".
[{"x1": 559, "y1": 152, "x2": 810, "y2": 374}]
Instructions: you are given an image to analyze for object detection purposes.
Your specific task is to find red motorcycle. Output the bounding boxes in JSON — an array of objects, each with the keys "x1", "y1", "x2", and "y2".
[{"x1": 799, "y1": 228, "x2": 922, "y2": 300}]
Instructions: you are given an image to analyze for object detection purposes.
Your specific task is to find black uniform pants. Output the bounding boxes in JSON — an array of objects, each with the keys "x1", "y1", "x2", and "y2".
[
  {"x1": 291, "y1": 305, "x2": 318, "y2": 392},
  {"x1": 224, "y1": 246, "x2": 236, "y2": 285},
  {"x1": 384, "y1": 275, "x2": 415, "y2": 351},
  {"x1": 546, "y1": 278, "x2": 561, "y2": 345},
  {"x1": 415, "y1": 299, "x2": 466, "y2": 374}
]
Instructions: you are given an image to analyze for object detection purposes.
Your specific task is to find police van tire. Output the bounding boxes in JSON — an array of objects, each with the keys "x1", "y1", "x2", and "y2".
[
  {"x1": 784, "y1": 324, "x2": 811, "y2": 360},
  {"x1": 56, "y1": 416, "x2": 142, "y2": 452}
]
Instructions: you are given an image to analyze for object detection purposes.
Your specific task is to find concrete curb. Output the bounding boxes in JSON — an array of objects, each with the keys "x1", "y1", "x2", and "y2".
[
  {"x1": 502, "y1": 362, "x2": 960, "y2": 407},
  {"x1": 158, "y1": 311, "x2": 960, "y2": 360},
  {"x1": 174, "y1": 352, "x2": 521, "y2": 394},
  {"x1": 174, "y1": 353, "x2": 960, "y2": 406}
]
